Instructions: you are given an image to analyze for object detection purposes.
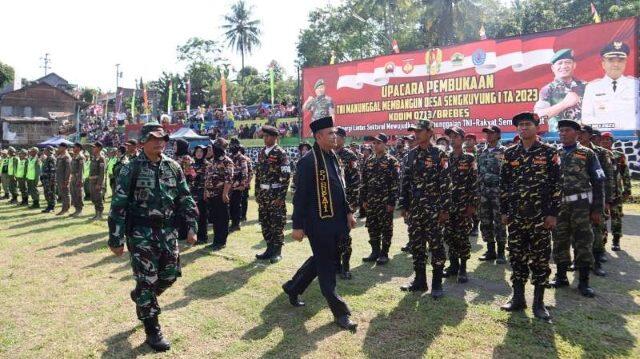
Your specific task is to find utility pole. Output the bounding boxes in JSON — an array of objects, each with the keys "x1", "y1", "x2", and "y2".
[
  {"x1": 40, "y1": 53, "x2": 51, "y2": 76},
  {"x1": 115, "y1": 64, "x2": 122, "y2": 91}
]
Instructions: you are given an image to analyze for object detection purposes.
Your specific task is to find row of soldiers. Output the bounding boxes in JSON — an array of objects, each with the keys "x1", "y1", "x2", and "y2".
[{"x1": 0, "y1": 141, "x2": 140, "y2": 220}]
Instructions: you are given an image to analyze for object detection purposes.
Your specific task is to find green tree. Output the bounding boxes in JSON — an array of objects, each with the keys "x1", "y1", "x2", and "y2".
[
  {"x1": 221, "y1": 0, "x2": 262, "y2": 75},
  {"x1": 0, "y1": 61, "x2": 15, "y2": 88}
]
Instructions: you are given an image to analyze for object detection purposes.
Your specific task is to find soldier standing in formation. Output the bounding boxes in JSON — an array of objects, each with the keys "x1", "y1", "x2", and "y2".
[
  {"x1": 578, "y1": 125, "x2": 614, "y2": 276},
  {"x1": 70, "y1": 143, "x2": 85, "y2": 217},
  {"x1": 335, "y1": 128, "x2": 361, "y2": 278},
  {"x1": 442, "y1": 126, "x2": 478, "y2": 283},
  {"x1": 40, "y1": 146, "x2": 57, "y2": 213},
  {"x1": 255, "y1": 125, "x2": 291, "y2": 264},
  {"x1": 190, "y1": 145, "x2": 209, "y2": 245},
  {"x1": 239, "y1": 146, "x2": 252, "y2": 222},
  {"x1": 15, "y1": 149, "x2": 29, "y2": 206},
  {"x1": 89, "y1": 141, "x2": 106, "y2": 220},
  {"x1": 399, "y1": 119, "x2": 450, "y2": 298},
  {"x1": 599, "y1": 132, "x2": 631, "y2": 251},
  {"x1": 229, "y1": 140, "x2": 249, "y2": 232},
  {"x1": 360, "y1": 133, "x2": 399, "y2": 266},
  {"x1": 500, "y1": 112, "x2": 561, "y2": 321},
  {"x1": 25, "y1": 147, "x2": 42, "y2": 209},
  {"x1": 108, "y1": 122, "x2": 198, "y2": 352},
  {"x1": 477, "y1": 125, "x2": 507, "y2": 264},
  {"x1": 55, "y1": 143, "x2": 72, "y2": 215},
  {"x1": 6, "y1": 147, "x2": 18, "y2": 203},
  {"x1": 283, "y1": 116, "x2": 357, "y2": 331},
  {"x1": 550, "y1": 119, "x2": 604, "y2": 298},
  {"x1": 0, "y1": 150, "x2": 9, "y2": 199},
  {"x1": 205, "y1": 138, "x2": 234, "y2": 251}
]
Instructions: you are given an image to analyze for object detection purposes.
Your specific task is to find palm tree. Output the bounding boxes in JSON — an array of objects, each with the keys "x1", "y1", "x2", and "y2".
[{"x1": 221, "y1": 0, "x2": 262, "y2": 77}]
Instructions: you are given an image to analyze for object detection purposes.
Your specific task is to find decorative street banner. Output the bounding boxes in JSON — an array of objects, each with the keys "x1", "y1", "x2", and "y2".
[{"x1": 302, "y1": 17, "x2": 638, "y2": 139}]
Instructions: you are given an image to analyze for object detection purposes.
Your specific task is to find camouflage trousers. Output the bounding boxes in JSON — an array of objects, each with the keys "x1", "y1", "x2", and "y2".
[
  {"x1": 552, "y1": 200, "x2": 594, "y2": 269},
  {"x1": 1, "y1": 173, "x2": 8, "y2": 196},
  {"x1": 17, "y1": 178, "x2": 27, "y2": 202},
  {"x1": 57, "y1": 182, "x2": 70, "y2": 210},
  {"x1": 70, "y1": 176, "x2": 84, "y2": 210},
  {"x1": 366, "y1": 202, "x2": 393, "y2": 252},
  {"x1": 609, "y1": 201, "x2": 623, "y2": 239},
  {"x1": 90, "y1": 180, "x2": 104, "y2": 212},
  {"x1": 42, "y1": 178, "x2": 56, "y2": 206},
  {"x1": 507, "y1": 214, "x2": 551, "y2": 286},
  {"x1": 592, "y1": 209, "x2": 606, "y2": 255},
  {"x1": 8, "y1": 176, "x2": 17, "y2": 198},
  {"x1": 127, "y1": 226, "x2": 181, "y2": 320},
  {"x1": 27, "y1": 179, "x2": 39, "y2": 204},
  {"x1": 479, "y1": 188, "x2": 506, "y2": 244},
  {"x1": 443, "y1": 211, "x2": 472, "y2": 260},
  {"x1": 408, "y1": 202, "x2": 446, "y2": 268},
  {"x1": 257, "y1": 191, "x2": 286, "y2": 246},
  {"x1": 338, "y1": 234, "x2": 352, "y2": 266}
]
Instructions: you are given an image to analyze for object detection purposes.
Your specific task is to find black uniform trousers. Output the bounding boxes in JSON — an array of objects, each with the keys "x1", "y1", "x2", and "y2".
[
  {"x1": 209, "y1": 195, "x2": 230, "y2": 246},
  {"x1": 284, "y1": 233, "x2": 351, "y2": 318},
  {"x1": 196, "y1": 196, "x2": 209, "y2": 243},
  {"x1": 241, "y1": 189, "x2": 250, "y2": 219},
  {"x1": 230, "y1": 190, "x2": 243, "y2": 226}
]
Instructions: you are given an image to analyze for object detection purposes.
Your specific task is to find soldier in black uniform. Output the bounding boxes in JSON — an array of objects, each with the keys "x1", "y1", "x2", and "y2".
[{"x1": 283, "y1": 116, "x2": 357, "y2": 331}]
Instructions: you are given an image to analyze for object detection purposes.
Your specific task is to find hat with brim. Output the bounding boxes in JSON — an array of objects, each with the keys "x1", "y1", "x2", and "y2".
[
  {"x1": 146, "y1": 129, "x2": 169, "y2": 141},
  {"x1": 260, "y1": 125, "x2": 279, "y2": 137},
  {"x1": 601, "y1": 41, "x2": 629, "y2": 59},
  {"x1": 512, "y1": 112, "x2": 540, "y2": 127},
  {"x1": 309, "y1": 116, "x2": 334, "y2": 134},
  {"x1": 408, "y1": 119, "x2": 434, "y2": 132},
  {"x1": 436, "y1": 135, "x2": 450, "y2": 144},
  {"x1": 482, "y1": 125, "x2": 501, "y2": 134},
  {"x1": 557, "y1": 119, "x2": 581, "y2": 131},
  {"x1": 73, "y1": 142, "x2": 83, "y2": 149},
  {"x1": 368, "y1": 133, "x2": 389, "y2": 144},
  {"x1": 126, "y1": 139, "x2": 138, "y2": 146},
  {"x1": 580, "y1": 124, "x2": 594, "y2": 134},
  {"x1": 445, "y1": 126, "x2": 465, "y2": 138}
]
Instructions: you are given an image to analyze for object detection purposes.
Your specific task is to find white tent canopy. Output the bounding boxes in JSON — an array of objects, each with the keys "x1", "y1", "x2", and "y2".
[
  {"x1": 38, "y1": 136, "x2": 74, "y2": 147},
  {"x1": 169, "y1": 127, "x2": 209, "y2": 140}
]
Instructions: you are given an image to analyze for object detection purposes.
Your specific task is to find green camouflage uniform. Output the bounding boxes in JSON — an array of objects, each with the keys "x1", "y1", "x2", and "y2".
[
  {"x1": 610, "y1": 149, "x2": 632, "y2": 241},
  {"x1": 360, "y1": 151, "x2": 399, "y2": 257},
  {"x1": 477, "y1": 144, "x2": 506, "y2": 245},
  {"x1": 70, "y1": 152, "x2": 85, "y2": 211},
  {"x1": 500, "y1": 141, "x2": 562, "y2": 286},
  {"x1": 444, "y1": 151, "x2": 478, "y2": 260},
  {"x1": 56, "y1": 152, "x2": 72, "y2": 211},
  {"x1": 304, "y1": 95, "x2": 334, "y2": 122},
  {"x1": 336, "y1": 146, "x2": 361, "y2": 268},
  {"x1": 41, "y1": 153, "x2": 57, "y2": 208},
  {"x1": 535, "y1": 77, "x2": 586, "y2": 132},
  {"x1": 553, "y1": 143, "x2": 604, "y2": 269},
  {"x1": 255, "y1": 145, "x2": 290, "y2": 247},
  {"x1": 89, "y1": 153, "x2": 106, "y2": 213},
  {"x1": 108, "y1": 151, "x2": 198, "y2": 320},
  {"x1": 586, "y1": 143, "x2": 615, "y2": 256}
]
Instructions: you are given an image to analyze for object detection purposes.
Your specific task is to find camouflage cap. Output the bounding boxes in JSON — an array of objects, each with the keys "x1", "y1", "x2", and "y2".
[
  {"x1": 408, "y1": 119, "x2": 434, "y2": 132},
  {"x1": 445, "y1": 126, "x2": 465, "y2": 138},
  {"x1": 550, "y1": 48, "x2": 574, "y2": 64},
  {"x1": 139, "y1": 121, "x2": 169, "y2": 142},
  {"x1": 436, "y1": 134, "x2": 450, "y2": 144},
  {"x1": 314, "y1": 79, "x2": 325, "y2": 89},
  {"x1": 512, "y1": 112, "x2": 540, "y2": 127}
]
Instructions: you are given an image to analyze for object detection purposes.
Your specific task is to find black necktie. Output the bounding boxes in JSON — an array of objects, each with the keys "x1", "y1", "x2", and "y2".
[{"x1": 612, "y1": 80, "x2": 617, "y2": 92}]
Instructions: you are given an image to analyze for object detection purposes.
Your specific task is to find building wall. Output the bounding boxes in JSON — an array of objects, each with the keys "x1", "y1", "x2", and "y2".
[
  {"x1": 0, "y1": 83, "x2": 76, "y2": 118},
  {"x1": 1, "y1": 121, "x2": 58, "y2": 145}
]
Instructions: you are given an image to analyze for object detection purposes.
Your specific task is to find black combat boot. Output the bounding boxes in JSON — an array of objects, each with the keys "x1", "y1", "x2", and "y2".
[
  {"x1": 431, "y1": 266, "x2": 445, "y2": 299},
  {"x1": 593, "y1": 258, "x2": 606, "y2": 277},
  {"x1": 532, "y1": 285, "x2": 551, "y2": 322},
  {"x1": 578, "y1": 266, "x2": 595, "y2": 298},
  {"x1": 496, "y1": 242, "x2": 507, "y2": 264},
  {"x1": 29, "y1": 201, "x2": 40, "y2": 209},
  {"x1": 376, "y1": 244, "x2": 390, "y2": 265},
  {"x1": 443, "y1": 255, "x2": 459, "y2": 278},
  {"x1": 401, "y1": 264, "x2": 428, "y2": 292},
  {"x1": 269, "y1": 245, "x2": 282, "y2": 264},
  {"x1": 20, "y1": 198, "x2": 28, "y2": 206},
  {"x1": 611, "y1": 236, "x2": 621, "y2": 251},
  {"x1": 255, "y1": 244, "x2": 273, "y2": 260},
  {"x1": 282, "y1": 283, "x2": 305, "y2": 307},
  {"x1": 598, "y1": 251, "x2": 607, "y2": 263},
  {"x1": 479, "y1": 242, "x2": 497, "y2": 261},
  {"x1": 143, "y1": 317, "x2": 171, "y2": 352},
  {"x1": 41, "y1": 205, "x2": 53, "y2": 213},
  {"x1": 501, "y1": 280, "x2": 527, "y2": 311},
  {"x1": 457, "y1": 259, "x2": 468, "y2": 283},
  {"x1": 9, "y1": 196, "x2": 17, "y2": 204},
  {"x1": 362, "y1": 241, "x2": 380, "y2": 262},
  {"x1": 549, "y1": 264, "x2": 570, "y2": 288}
]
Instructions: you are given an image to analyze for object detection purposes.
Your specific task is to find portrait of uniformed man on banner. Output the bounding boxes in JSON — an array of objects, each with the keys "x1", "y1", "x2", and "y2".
[
  {"x1": 581, "y1": 41, "x2": 640, "y2": 132},
  {"x1": 534, "y1": 48, "x2": 587, "y2": 133},
  {"x1": 303, "y1": 78, "x2": 335, "y2": 122}
]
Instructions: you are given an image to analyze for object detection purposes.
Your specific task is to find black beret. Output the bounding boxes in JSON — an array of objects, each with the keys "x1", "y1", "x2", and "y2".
[
  {"x1": 336, "y1": 127, "x2": 347, "y2": 137},
  {"x1": 73, "y1": 142, "x2": 83, "y2": 148}
]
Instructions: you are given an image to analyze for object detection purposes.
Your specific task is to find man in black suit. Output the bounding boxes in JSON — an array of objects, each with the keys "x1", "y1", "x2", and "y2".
[{"x1": 282, "y1": 116, "x2": 358, "y2": 331}]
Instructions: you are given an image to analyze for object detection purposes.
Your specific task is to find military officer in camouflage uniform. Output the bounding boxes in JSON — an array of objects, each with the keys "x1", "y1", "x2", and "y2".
[
  {"x1": 477, "y1": 125, "x2": 507, "y2": 263},
  {"x1": 69, "y1": 143, "x2": 85, "y2": 217},
  {"x1": 578, "y1": 125, "x2": 614, "y2": 276},
  {"x1": 534, "y1": 48, "x2": 587, "y2": 133},
  {"x1": 205, "y1": 138, "x2": 234, "y2": 251},
  {"x1": 361, "y1": 133, "x2": 399, "y2": 267},
  {"x1": 600, "y1": 132, "x2": 632, "y2": 251},
  {"x1": 40, "y1": 146, "x2": 57, "y2": 213},
  {"x1": 550, "y1": 119, "x2": 604, "y2": 298},
  {"x1": 89, "y1": 141, "x2": 106, "y2": 220},
  {"x1": 108, "y1": 122, "x2": 198, "y2": 352},
  {"x1": 442, "y1": 127, "x2": 478, "y2": 283},
  {"x1": 255, "y1": 125, "x2": 291, "y2": 264},
  {"x1": 399, "y1": 119, "x2": 450, "y2": 298},
  {"x1": 55, "y1": 143, "x2": 72, "y2": 215},
  {"x1": 335, "y1": 128, "x2": 361, "y2": 278},
  {"x1": 229, "y1": 141, "x2": 248, "y2": 232},
  {"x1": 15, "y1": 149, "x2": 29, "y2": 206},
  {"x1": 239, "y1": 146, "x2": 252, "y2": 222},
  {"x1": 0, "y1": 150, "x2": 8, "y2": 199},
  {"x1": 500, "y1": 112, "x2": 561, "y2": 321},
  {"x1": 26, "y1": 147, "x2": 42, "y2": 208},
  {"x1": 303, "y1": 79, "x2": 335, "y2": 121}
]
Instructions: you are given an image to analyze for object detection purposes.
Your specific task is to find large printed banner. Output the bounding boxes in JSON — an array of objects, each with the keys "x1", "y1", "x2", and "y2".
[{"x1": 302, "y1": 18, "x2": 639, "y2": 139}]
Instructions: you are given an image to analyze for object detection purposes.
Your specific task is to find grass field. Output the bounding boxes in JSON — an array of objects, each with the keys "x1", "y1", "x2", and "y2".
[{"x1": 0, "y1": 187, "x2": 639, "y2": 358}]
